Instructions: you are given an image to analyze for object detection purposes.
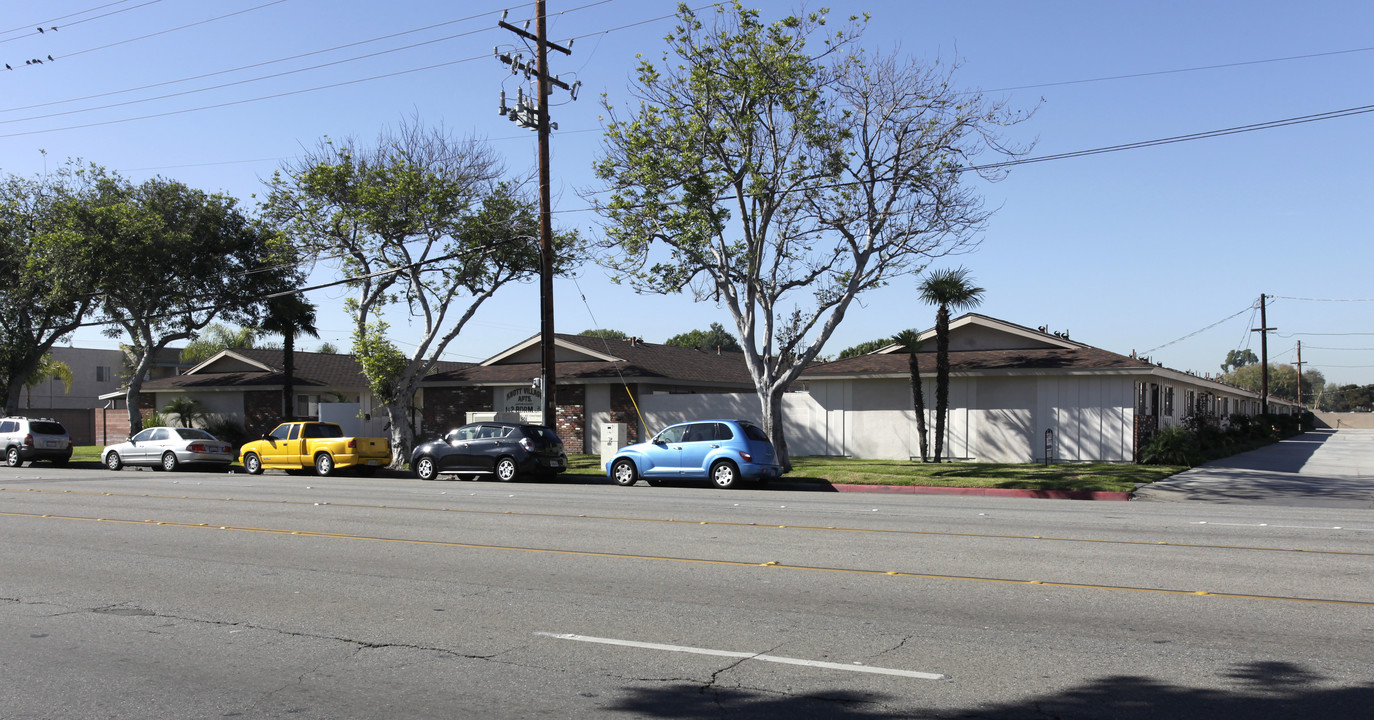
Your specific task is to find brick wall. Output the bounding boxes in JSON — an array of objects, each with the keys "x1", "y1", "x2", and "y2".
[
  {"x1": 423, "y1": 387, "x2": 494, "y2": 436},
  {"x1": 554, "y1": 384, "x2": 585, "y2": 453}
]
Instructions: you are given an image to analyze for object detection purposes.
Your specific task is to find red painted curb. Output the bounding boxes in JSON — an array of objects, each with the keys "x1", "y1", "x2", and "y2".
[{"x1": 827, "y1": 483, "x2": 1132, "y2": 501}]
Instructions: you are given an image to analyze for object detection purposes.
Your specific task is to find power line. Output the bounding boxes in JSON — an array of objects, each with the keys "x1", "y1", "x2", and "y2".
[
  {"x1": 0, "y1": 6, "x2": 515, "y2": 114},
  {"x1": 1140, "y1": 304, "x2": 1255, "y2": 355},
  {"x1": 982, "y1": 44, "x2": 1374, "y2": 94},
  {"x1": 1269, "y1": 295, "x2": 1374, "y2": 302},
  {"x1": 0, "y1": 0, "x2": 158, "y2": 43}
]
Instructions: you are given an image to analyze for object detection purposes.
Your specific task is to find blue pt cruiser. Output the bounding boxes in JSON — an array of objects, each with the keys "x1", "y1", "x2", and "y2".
[{"x1": 605, "y1": 419, "x2": 782, "y2": 489}]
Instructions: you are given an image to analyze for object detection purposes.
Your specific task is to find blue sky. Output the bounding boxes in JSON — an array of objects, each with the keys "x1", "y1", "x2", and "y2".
[{"x1": 5, "y1": 0, "x2": 1372, "y2": 387}]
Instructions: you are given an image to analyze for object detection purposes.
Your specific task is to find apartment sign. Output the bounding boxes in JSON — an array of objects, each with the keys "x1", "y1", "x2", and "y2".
[{"x1": 498, "y1": 386, "x2": 542, "y2": 414}]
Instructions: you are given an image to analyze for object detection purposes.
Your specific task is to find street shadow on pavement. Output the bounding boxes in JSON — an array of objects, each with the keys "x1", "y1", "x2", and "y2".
[
  {"x1": 1204, "y1": 430, "x2": 1333, "y2": 473},
  {"x1": 604, "y1": 660, "x2": 1373, "y2": 719}
]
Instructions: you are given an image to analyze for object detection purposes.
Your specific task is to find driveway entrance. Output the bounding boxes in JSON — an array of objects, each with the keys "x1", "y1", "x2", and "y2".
[{"x1": 1133, "y1": 429, "x2": 1374, "y2": 508}]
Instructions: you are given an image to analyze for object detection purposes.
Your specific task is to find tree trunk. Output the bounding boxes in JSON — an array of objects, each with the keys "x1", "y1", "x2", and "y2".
[
  {"x1": 281, "y1": 332, "x2": 295, "y2": 420},
  {"x1": 382, "y1": 401, "x2": 415, "y2": 471},
  {"x1": 934, "y1": 306, "x2": 950, "y2": 463},
  {"x1": 761, "y1": 388, "x2": 792, "y2": 473},
  {"x1": 909, "y1": 354, "x2": 929, "y2": 462}
]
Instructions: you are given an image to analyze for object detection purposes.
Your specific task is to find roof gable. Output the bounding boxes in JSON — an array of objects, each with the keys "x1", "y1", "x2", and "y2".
[
  {"x1": 187, "y1": 349, "x2": 276, "y2": 375},
  {"x1": 481, "y1": 335, "x2": 623, "y2": 366},
  {"x1": 873, "y1": 313, "x2": 1082, "y2": 354}
]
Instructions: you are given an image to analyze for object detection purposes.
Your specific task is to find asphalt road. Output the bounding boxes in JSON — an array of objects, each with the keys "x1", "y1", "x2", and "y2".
[{"x1": 2, "y1": 464, "x2": 1371, "y2": 719}]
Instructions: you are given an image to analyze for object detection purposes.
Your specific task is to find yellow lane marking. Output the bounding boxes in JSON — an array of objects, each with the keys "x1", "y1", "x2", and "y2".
[
  {"x1": 3, "y1": 509, "x2": 1372, "y2": 608},
  {"x1": 2, "y1": 487, "x2": 1370, "y2": 558}
]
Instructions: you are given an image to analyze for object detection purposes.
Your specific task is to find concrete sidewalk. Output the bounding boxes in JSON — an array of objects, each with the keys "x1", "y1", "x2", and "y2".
[{"x1": 1131, "y1": 429, "x2": 1374, "y2": 508}]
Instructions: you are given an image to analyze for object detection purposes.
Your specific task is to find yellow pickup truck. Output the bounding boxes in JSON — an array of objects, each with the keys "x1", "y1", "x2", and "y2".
[{"x1": 239, "y1": 421, "x2": 391, "y2": 476}]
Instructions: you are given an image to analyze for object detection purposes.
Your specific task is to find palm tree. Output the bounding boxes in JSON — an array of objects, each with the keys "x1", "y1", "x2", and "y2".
[
  {"x1": 24, "y1": 353, "x2": 74, "y2": 408},
  {"x1": 162, "y1": 397, "x2": 206, "y2": 428},
  {"x1": 917, "y1": 268, "x2": 985, "y2": 463},
  {"x1": 258, "y1": 295, "x2": 319, "y2": 419},
  {"x1": 893, "y1": 329, "x2": 929, "y2": 462}
]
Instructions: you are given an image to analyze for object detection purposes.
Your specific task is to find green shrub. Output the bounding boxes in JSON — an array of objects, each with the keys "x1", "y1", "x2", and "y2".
[
  {"x1": 204, "y1": 416, "x2": 250, "y2": 455},
  {"x1": 1141, "y1": 425, "x2": 1202, "y2": 466}
]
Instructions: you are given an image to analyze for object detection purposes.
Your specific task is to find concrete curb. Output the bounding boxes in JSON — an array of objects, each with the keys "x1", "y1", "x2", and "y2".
[{"x1": 820, "y1": 483, "x2": 1133, "y2": 501}]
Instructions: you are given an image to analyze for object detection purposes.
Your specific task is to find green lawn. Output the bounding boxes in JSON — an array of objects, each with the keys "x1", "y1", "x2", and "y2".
[
  {"x1": 564, "y1": 454, "x2": 1183, "y2": 492},
  {"x1": 73, "y1": 446, "x2": 1181, "y2": 492}
]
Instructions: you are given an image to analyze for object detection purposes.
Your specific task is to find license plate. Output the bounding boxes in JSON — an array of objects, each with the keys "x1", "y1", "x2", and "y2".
[
  {"x1": 549, "y1": 458, "x2": 562, "y2": 467},
  {"x1": 367, "y1": 459, "x2": 378, "y2": 466},
  {"x1": 45, "y1": 441, "x2": 60, "y2": 448}
]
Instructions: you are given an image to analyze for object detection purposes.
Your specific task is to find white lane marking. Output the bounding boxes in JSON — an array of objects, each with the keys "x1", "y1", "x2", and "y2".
[
  {"x1": 1192, "y1": 522, "x2": 1369, "y2": 531},
  {"x1": 535, "y1": 632, "x2": 944, "y2": 680}
]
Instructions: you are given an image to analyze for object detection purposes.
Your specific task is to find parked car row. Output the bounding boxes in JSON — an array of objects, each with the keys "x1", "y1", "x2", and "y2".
[{"x1": 5, "y1": 415, "x2": 785, "y2": 490}]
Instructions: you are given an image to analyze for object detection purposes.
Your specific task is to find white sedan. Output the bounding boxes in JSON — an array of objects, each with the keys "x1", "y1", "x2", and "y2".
[{"x1": 102, "y1": 427, "x2": 234, "y2": 472}]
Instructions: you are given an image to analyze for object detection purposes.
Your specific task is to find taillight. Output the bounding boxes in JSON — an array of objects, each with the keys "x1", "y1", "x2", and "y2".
[
  {"x1": 23, "y1": 433, "x2": 33, "y2": 447},
  {"x1": 187, "y1": 443, "x2": 206, "y2": 453},
  {"x1": 738, "y1": 450, "x2": 753, "y2": 462},
  {"x1": 347, "y1": 438, "x2": 357, "y2": 449},
  {"x1": 519, "y1": 437, "x2": 533, "y2": 452}
]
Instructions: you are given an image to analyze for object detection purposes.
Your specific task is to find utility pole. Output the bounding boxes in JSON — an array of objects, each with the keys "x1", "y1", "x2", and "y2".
[
  {"x1": 1251, "y1": 293, "x2": 1275, "y2": 414},
  {"x1": 495, "y1": 3, "x2": 578, "y2": 428},
  {"x1": 1294, "y1": 340, "x2": 1304, "y2": 407}
]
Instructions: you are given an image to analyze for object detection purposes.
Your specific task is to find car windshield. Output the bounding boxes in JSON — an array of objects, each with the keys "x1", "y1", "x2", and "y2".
[
  {"x1": 176, "y1": 428, "x2": 215, "y2": 440},
  {"x1": 30, "y1": 421, "x2": 65, "y2": 435}
]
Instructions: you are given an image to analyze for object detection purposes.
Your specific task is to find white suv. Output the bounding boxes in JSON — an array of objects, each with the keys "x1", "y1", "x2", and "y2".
[{"x1": 1, "y1": 417, "x2": 73, "y2": 467}]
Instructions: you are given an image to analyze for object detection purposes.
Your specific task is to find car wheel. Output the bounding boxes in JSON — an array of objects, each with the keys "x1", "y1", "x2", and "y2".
[
  {"x1": 161, "y1": 452, "x2": 179, "y2": 472},
  {"x1": 611, "y1": 459, "x2": 639, "y2": 487},
  {"x1": 314, "y1": 453, "x2": 335, "y2": 477},
  {"x1": 414, "y1": 455, "x2": 438, "y2": 481},
  {"x1": 243, "y1": 453, "x2": 263, "y2": 475},
  {"x1": 710, "y1": 460, "x2": 740, "y2": 489},
  {"x1": 105, "y1": 452, "x2": 124, "y2": 471},
  {"x1": 495, "y1": 457, "x2": 517, "y2": 482},
  {"x1": 5, "y1": 447, "x2": 21, "y2": 468}
]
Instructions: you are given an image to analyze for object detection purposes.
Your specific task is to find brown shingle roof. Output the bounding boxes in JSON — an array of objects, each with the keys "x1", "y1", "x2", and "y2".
[
  {"x1": 802, "y1": 346, "x2": 1152, "y2": 377},
  {"x1": 141, "y1": 348, "x2": 471, "y2": 390},
  {"x1": 425, "y1": 334, "x2": 755, "y2": 386}
]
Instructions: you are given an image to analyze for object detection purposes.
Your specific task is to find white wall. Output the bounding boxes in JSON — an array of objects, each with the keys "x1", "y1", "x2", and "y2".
[{"x1": 640, "y1": 374, "x2": 1140, "y2": 463}]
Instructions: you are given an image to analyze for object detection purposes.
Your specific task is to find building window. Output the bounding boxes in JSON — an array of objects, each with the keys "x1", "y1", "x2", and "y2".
[
  {"x1": 296, "y1": 394, "x2": 320, "y2": 418},
  {"x1": 1163, "y1": 387, "x2": 1174, "y2": 416},
  {"x1": 96, "y1": 366, "x2": 112, "y2": 382}
]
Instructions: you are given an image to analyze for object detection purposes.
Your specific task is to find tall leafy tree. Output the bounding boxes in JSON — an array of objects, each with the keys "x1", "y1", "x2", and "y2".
[
  {"x1": 594, "y1": 3, "x2": 1028, "y2": 469},
  {"x1": 664, "y1": 322, "x2": 742, "y2": 352},
  {"x1": 258, "y1": 294, "x2": 319, "y2": 419},
  {"x1": 893, "y1": 329, "x2": 929, "y2": 462},
  {"x1": 265, "y1": 119, "x2": 580, "y2": 468},
  {"x1": 918, "y1": 267, "x2": 984, "y2": 462},
  {"x1": 836, "y1": 338, "x2": 894, "y2": 359},
  {"x1": 1224, "y1": 363, "x2": 1325, "y2": 405},
  {"x1": 179, "y1": 324, "x2": 260, "y2": 365},
  {"x1": 0, "y1": 162, "x2": 100, "y2": 414},
  {"x1": 1221, "y1": 349, "x2": 1258, "y2": 373},
  {"x1": 578, "y1": 328, "x2": 628, "y2": 340},
  {"x1": 23, "y1": 353, "x2": 74, "y2": 409},
  {"x1": 71, "y1": 170, "x2": 289, "y2": 434}
]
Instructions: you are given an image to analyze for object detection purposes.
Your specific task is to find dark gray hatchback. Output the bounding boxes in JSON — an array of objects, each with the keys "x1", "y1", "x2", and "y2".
[{"x1": 410, "y1": 422, "x2": 568, "y2": 481}]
